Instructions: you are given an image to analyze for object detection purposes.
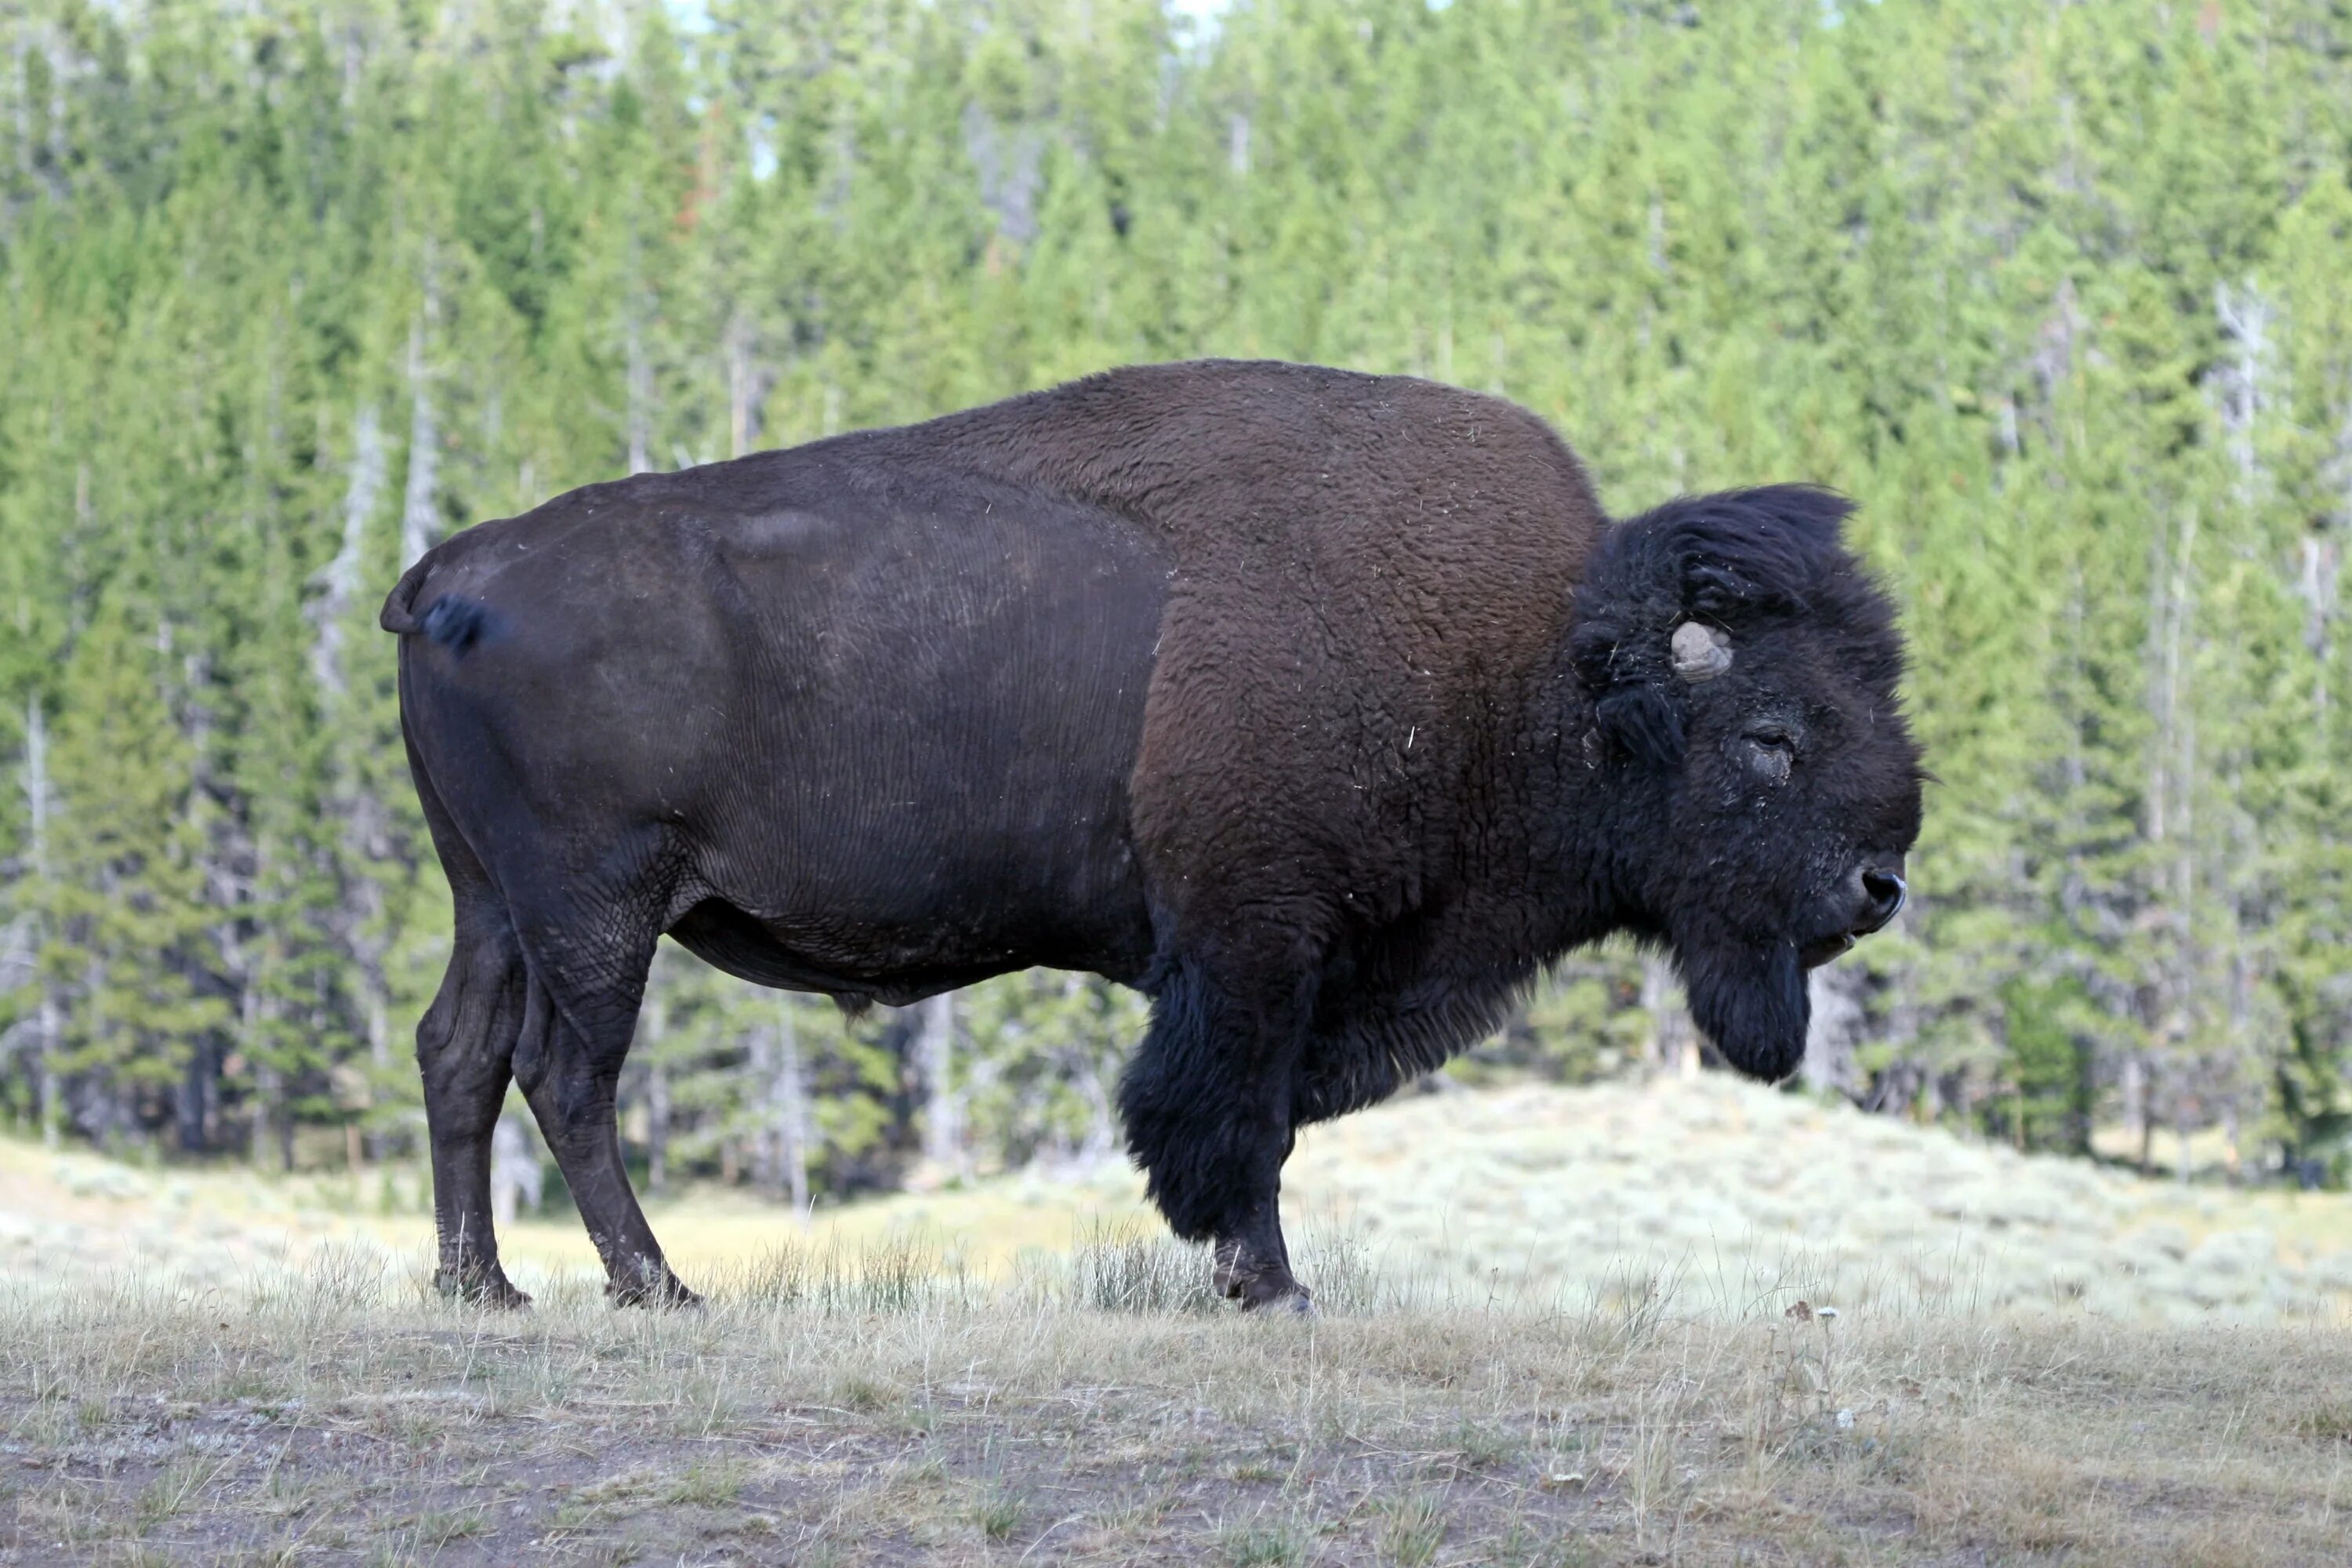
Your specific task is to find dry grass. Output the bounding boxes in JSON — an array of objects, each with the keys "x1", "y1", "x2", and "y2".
[
  {"x1": 14, "y1": 1076, "x2": 2352, "y2": 1324},
  {"x1": 2, "y1": 1240, "x2": 2350, "y2": 1566},
  {"x1": 9, "y1": 1080, "x2": 2352, "y2": 1561}
]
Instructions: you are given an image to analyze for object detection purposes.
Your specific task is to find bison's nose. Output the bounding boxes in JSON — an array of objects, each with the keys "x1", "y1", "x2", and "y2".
[{"x1": 1858, "y1": 868, "x2": 1907, "y2": 931}]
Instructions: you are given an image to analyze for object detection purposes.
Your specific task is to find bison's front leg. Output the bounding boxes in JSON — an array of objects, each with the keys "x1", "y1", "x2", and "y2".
[{"x1": 1122, "y1": 956, "x2": 1315, "y2": 1313}]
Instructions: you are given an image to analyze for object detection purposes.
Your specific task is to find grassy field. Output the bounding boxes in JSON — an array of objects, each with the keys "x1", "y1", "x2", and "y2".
[
  {"x1": 5, "y1": 1254, "x2": 2352, "y2": 1565},
  {"x1": 5, "y1": 1077, "x2": 2352, "y2": 1563},
  {"x1": 10, "y1": 1075, "x2": 2352, "y2": 1322}
]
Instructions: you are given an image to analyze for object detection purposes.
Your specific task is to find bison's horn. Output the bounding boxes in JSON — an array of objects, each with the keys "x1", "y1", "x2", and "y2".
[{"x1": 1671, "y1": 621, "x2": 1733, "y2": 682}]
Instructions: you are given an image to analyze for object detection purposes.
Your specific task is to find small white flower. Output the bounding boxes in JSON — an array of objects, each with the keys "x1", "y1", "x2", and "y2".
[
  {"x1": 1835, "y1": 1409, "x2": 1855, "y2": 1431},
  {"x1": 1816, "y1": 1306, "x2": 1840, "y2": 1321}
]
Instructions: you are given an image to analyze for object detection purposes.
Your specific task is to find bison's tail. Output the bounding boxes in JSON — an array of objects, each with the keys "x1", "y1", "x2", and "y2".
[
  {"x1": 379, "y1": 554, "x2": 437, "y2": 634},
  {"x1": 382, "y1": 553, "x2": 498, "y2": 655}
]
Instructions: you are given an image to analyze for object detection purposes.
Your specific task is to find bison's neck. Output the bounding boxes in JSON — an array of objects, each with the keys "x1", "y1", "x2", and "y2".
[{"x1": 1525, "y1": 687, "x2": 1667, "y2": 959}]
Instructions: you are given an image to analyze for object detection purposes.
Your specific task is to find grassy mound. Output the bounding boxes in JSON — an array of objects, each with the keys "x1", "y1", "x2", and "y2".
[
  {"x1": 5, "y1": 1076, "x2": 2351, "y2": 1323},
  {"x1": 1281, "y1": 1078, "x2": 2352, "y2": 1323}
]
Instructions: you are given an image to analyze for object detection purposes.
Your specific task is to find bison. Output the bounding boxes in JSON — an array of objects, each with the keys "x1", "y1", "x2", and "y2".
[{"x1": 380, "y1": 359, "x2": 1922, "y2": 1312}]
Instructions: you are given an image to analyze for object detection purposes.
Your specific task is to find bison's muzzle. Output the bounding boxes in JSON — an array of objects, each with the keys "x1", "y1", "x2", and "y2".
[{"x1": 1798, "y1": 862, "x2": 1909, "y2": 970}]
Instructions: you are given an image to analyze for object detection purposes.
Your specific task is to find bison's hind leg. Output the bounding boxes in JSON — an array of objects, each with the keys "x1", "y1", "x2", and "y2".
[
  {"x1": 505, "y1": 904, "x2": 699, "y2": 1310},
  {"x1": 1121, "y1": 953, "x2": 1315, "y2": 1312},
  {"x1": 416, "y1": 876, "x2": 535, "y2": 1309}
]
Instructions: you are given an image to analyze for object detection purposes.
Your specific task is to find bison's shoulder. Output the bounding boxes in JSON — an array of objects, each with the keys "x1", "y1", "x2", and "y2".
[{"x1": 850, "y1": 361, "x2": 1612, "y2": 943}]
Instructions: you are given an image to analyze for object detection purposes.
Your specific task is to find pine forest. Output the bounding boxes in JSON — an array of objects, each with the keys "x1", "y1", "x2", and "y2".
[{"x1": 4, "y1": 0, "x2": 2352, "y2": 1206}]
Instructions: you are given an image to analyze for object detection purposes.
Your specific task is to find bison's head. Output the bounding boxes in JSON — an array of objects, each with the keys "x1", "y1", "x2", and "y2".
[{"x1": 1570, "y1": 485, "x2": 1922, "y2": 1082}]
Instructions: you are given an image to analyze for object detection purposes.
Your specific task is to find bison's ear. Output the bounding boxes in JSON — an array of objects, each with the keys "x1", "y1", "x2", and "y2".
[
  {"x1": 1570, "y1": 618, "x2": 1686, "y2": 768},
  {"x1": 1593, "y1": 683, "x2": 1685, "y2": 768}
]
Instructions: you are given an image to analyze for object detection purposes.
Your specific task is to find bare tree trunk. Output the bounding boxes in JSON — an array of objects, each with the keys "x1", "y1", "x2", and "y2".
[
  {"x1": 243, "y1": 977, "x2": 295, "y2": 1174},
  {"x1": 776, "y1": 998, "x2": 808, "y2": 1222},
  {"x1": 746, "y1": 1021, "x2": 776, "y2": 1192},
  {"x1": 2123, "y1": 1053, "x2": 2151, "y2": 1174},
  {"x1": 253, "y1": 1058, "x2": 282, "y2": 1171},
  {"x1": 2299, "y1": 528, "x2": 2339, "y2": 721},
  {"x1": 625, "y1": 219, "x2": 652, "y2": 475},
  {"x1": 315, "y1": 398, "x2": 394, "y2": 1156},
  {"x1": 725, "y1": 311, "x2": 767, "y2": 460},
  {"x1": 1079, "y1": 1063, "x2": 1117, "y2": 1162},
  {"x1": 2214, "y1": 281, "x2": 2270, "y2": 506},
  {"x1": 490, "y1": 1112, "x2": 542, "y2": 1228},
  {"x1": 644, "y1": 999, "x2": 670, "y2": 1194},
  {"x1": 1802, "y1": 964, "x2": 1866, "y2": 1099},
  {"x1": 311, "y1": 401, "x2": 383, "y2": 694},
  {"x1": 22, "y1": 695, "x2": 62, "y2": 1148},
  {"x1": 36, "y1": 987, "x2": 61, "y2": 1149},
  {"x1": 176, "y1": 1036, "x2": 212, "y2": 1154},
  {"x1": 2142, "y1": 497, "x2": 2200, "y2": 1176},
  {"x1": 399, "y1": 250, "x2": 440, "y2": 568},
  {"x1": 1639, "y1": 953, "x2": 1693, "y2": 1080},
  {"x1": 916, "y1": 992, "x2": 961, "y2": 1174}
]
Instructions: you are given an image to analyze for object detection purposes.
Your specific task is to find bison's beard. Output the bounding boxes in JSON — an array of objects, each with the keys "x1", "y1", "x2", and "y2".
[{"x1": 1680, "y1": 938, "x2": 1809, "y2": 1083}]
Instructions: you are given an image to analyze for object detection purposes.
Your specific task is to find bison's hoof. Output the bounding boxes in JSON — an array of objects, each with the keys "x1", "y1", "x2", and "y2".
[
  {"x1": 1213, "y1": 1240, "x2": 1314, "y2": 1313},
  {"x1": 608, "y1": 1272, "x2": 703, "y2": 1311},
  {"x1": 1240, "y1": 1282, "x2": 1316, "y2": 1316},
  {"x1": 435, "y1": 1267, "x2": 533, "y2": 1311}
]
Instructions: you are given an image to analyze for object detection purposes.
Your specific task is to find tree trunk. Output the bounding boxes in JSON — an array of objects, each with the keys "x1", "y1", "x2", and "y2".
[
  {"x1": 776, "y1": 998, "x2": 809, "y2": 1221},
  {"x1": 646, "y1": 1054, "x2": 670, "y2": 1196},
  {"x1": 1802, "y1": 964, "x2": 1866, "y2": 1100},
  {"x1": 399, "y1": 252, "x2": 440, "y2": 568},
  {"x1": 746, "y1": 1021, "x2": 776, "y2": 1192},
  {"x1": 1639, "y1": 953, "x2": 1693, "y2": 1080},
  {"x1": 725, "y1": 310, "x2": 766, "y2": 460},
  {"x1": 36, "y1": 989, "x2": 62, "y2": 1149},
  {"x1": 2143, "y1": 499, "x2": 2200, "y2": 1178},
  {"x1": 22, "y1": 696, "x2": 62, "y2": 1148},
  {"x1": 916, "y1": 992, "x2": 961, "y2": 1174},
  {"x1": 626, "y1": 217, "x2": 651, "y2": 474},
  {"x1": 310, "y1": 401, "x2": 382, "y2": 695},
  {"x1": 2136, "y1": 1053, "x2": 2154, "y2": 1175},
  {"x1": 2070, "y1": 1030, "x2": 2096, "y2": 1156},
  {"x1": 176, "y1": 1035, "x2": 212, "y2": 1154}
]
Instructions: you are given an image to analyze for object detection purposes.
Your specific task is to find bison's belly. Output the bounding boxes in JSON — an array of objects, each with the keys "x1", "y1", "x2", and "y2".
[
  {"x1": 669, "y1": 492, "x2": 1168, "y2": 997},
  {"x1": 675, "y1": 756, "x2": 1158, "y2": 1000}
]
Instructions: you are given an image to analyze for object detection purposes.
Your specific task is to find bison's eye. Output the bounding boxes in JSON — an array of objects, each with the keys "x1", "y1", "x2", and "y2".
[{"x1": 1743, "y1": 726, "x2": 1794, "y2": 784}]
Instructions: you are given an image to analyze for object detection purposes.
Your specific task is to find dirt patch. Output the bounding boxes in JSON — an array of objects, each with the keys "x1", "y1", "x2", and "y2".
[{"x1": 3, "y1": 1268, "x2": 2349, "y2": 1565}]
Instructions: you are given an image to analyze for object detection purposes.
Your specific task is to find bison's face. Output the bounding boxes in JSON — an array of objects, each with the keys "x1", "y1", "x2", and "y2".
[{"x1": 1570, "y1": 486, "x2": 1923, "y2": 1082}]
